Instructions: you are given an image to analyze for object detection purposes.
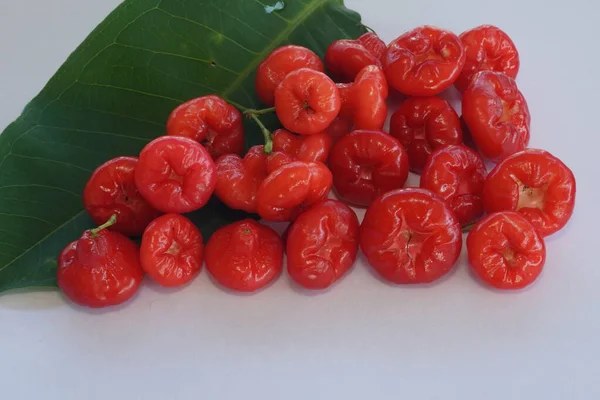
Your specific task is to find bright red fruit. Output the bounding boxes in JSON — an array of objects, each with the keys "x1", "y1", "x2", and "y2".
[
  {"x1": 348, "y1": 65, "x2": 389, "y2": 130},
  {"x1": 383, "y1": 26, "x2": 466, "y2": 96},
  {"x1": 275, "y1": 68, "x2": 341, "y2": 135},
  {"x1": 462, "y1": 71, "x2": 530, "y2": 162},
  {"x1": 166, "y1": 95, "x2": 244, "y2": 160},
  {"x1": 256, "y1": 161, "x2": 333, "y2": 222},
  {"x1": 390, "y1": 97, "x2": 463, "y2": 172},
  {"x1": 467, "y1": 212, "x2": 545, "y2": 290},
  {"x1": 483, "y1": 149, "x2": 576, "y2": 237},
  {"x1": 360, "y1": 188, "x2": 462, "y2": 284},
  {"x1": 328, "y1": 130, "x2": 409, "y2": 207},
  {"x1": 266, "y1": 129, "x2": 332, "y2": 172},
  {"x1": 214, "y1": 145, "x2": 269, "y2": 213},
  {"x1": 255, "y1": 45, "x2": 324, "y2": 106},
  {"x1": 140, "y1": 214, "x2": 203, "y2": 287},
  {"x1": 455, "y1": 25, "x2": 520, "y2": 92},
  {"x1": 325, "y1": 38, "x2": 382, "y2": 82},
  {"x1": 135, "y1": 136, "x2": 217, "y2": 214},
  {"x1": 83, "y1": 156, "x2": 160, "y2": 236},
  {"x1": 57, "y1": 216, "x2": 144, "y2": 308},
  {"x1": 287, "y1": 200, "x2": 359, "y2": 290},
  {"x1": 205, "y1": 219, "x2": 283, "y2": 292},
  {"x1": 357, "y1": 32, "x2": 387, "y2": 60},
  {"x1": 420, "y1": 145, "x2": 487, "y2": 226}
]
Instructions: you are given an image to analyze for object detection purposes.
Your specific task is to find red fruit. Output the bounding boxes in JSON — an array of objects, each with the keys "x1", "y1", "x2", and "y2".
[
  {"x1": 455, "y1": 25, "x2": 520, "y2": 92},
  {"x1": 390, "y1": 97, "x2": 463, "y2": 172},
  {"x1": 266, "y1": 129, "x2": 332, "y2": 173},
  {"x1": 483, "y1": 149, "x2": 576, "y2": 237},
  {"x1": 256, "y1": 161, "x2": 333, "y2": 222},
  {"x1": 420, "y1": 145, "x2": 487, "y2": 226},
  {"x1": 467, "y1": 212, "x2": 545, "y2": 290},
  {"x1": 325, "y1": 39, "x2": 382, "y2": 82},
  {"x1": 140, "y1": 214, "x2": 203, "y2": 287},
  {"x1": 205, "y1": 219, "x2": 283, "y2": 292},
  {"x1": 360, "y1": 188, "x2": 462, "y2": 284},
  {"x1": 274, "y1": 68, "x2": 341, "y2": 135},
  {"x1": 166, "y1": 95, "x2": 244, "y2": 160},
  {"x1": 135, "y1": 136, "x2": 217, "y2": 214},
  {"x1": 83, "y1": 156, "x2": 160, "y2": 236},
  {"x1": 328, "y1": 130, "x2": 409, "y2": 207},
  {"x1": 357, "y1": 32, "x2": 386, "y2": 60},
  {"x1": 348, "y1": 65, "x2": 389, "y2": 130},
  {"x1": 462, "y1": 71, "x2": 530, "y2": 162},
  {"x1": 287, "y1": 200, "x2": 359, "y2": 290},
  {"x1": 57, "y1": 216, "x2": 144, "y2": 308},
  {"x1": 214, "y1": 145, "x2": 269, "y2": 213},
  {"x1": 255, "y1": 45, "x2": 324, "y2": 106},
  {"x1": 383, "y1": 26, "x2": 466, "y2": 96}
]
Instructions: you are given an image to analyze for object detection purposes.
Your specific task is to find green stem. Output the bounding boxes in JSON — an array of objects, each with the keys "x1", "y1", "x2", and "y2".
[
  {"x1": 360, "y1": 23, "x2": 377, "y2": 34},
  {"x1": 244, "y1": 107, "x2": 276, "y2": 117},
  {"x1": 90, "y1": 214, "x2": 117, "y2": 238},
  {"x1": 249, "y1": 114, "x2": 273, "y2": 154},
  {"x1": 226, "y1": 100, "x2": 249, "y2": 113}
]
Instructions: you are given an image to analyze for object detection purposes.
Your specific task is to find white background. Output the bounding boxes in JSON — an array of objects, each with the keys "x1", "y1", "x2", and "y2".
[{"x1": 1, "y1": 0, "x2": 599, "y2": 399}]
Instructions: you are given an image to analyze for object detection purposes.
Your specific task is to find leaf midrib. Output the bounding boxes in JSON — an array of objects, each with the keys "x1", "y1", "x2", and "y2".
[{"x1": 221, "y1": 0, "x2": 329, "y2": 100}]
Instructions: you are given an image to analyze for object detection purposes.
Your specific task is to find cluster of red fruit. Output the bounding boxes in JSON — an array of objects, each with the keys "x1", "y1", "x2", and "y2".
[{"x1": 57, "y1": 25, "x2": 576, "y2": 308}]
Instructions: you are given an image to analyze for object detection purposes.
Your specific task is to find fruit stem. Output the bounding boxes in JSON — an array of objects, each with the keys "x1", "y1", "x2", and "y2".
[
  {"x1": 360, "y1": 23, "x2": 377, "y2": 34},
  {"x1": 462, "y1": 223, "x2": 476, "y2": 233},
  {"x1": 90, "y1": 214, "x2": 117, "y2": 238},
  {"x1": 244, "y1": 107, "x2": 276, "y2": 117},
  {"x1": 249, "y1": 114, "x2": 273, "y2": 154}
]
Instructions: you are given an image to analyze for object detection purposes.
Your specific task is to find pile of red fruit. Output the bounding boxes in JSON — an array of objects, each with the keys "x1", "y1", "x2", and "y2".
[{"x1": 57, "y1": 25, "x2": 576, "y2": 308}]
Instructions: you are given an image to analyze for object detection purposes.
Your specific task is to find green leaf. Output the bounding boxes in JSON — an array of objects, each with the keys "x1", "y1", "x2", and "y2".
[{"x1": 0, "y1": 0, "x2": 366, "y2": 293}]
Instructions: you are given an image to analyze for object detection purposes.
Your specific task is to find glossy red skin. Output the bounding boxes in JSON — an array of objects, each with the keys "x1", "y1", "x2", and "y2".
[
  {"x1": 57, "y1": 229, "x2": 144, "y2": 308},
  {"x1": 420, "y1": 145, "x2": 487, "y2": 226},
  {"x1": 135, "y1": 136, "x2": 217, "y2": 214},
  {"x1": 166, "y1": 95, "x2": 244, "y2": 160},
  {"x1": 287, "y1": 200, "x2": 359, "y2": 290},
  {"x1": 83, "y1": 157, "x2": 160, "y2": 236},
  {"x1": 348, "y1": 65, "x2": 389, "y2": 130},
  {"x1": 357, "y1": 32, "x2": 386, "y2": 60},
  {"x1": 275, "y1": 68, "x2": 341, "y2": 135},
  {"x1": 266, "y1": 129, "x2": 332, "y2": 173},
  {"x1": 383, "y1": 26, "x2": 466, "y2": 96},
  {"x1": 140, "y1": 214, "x2": 203, "y2": 287},
  {"x1": 325, "y1": 39, "x2": 382, "y2": 82},
  {"x1": 390, "y1": 97, "x2": 463, "y2": 173},
  {"x1": 214, "y1": 145, "x2": 269, "y2": 213},
  {"x1": 256, "y1": 161, "x2": 333, "y2": 222},
  {"x1": 455, "y1": 25, "x2": 520, "y2": 92},
  {"x1": 255, "y1": 45, "x2": 324, "y2": 106},
  {"x1": 360, "y1": 188, "x2": 462, "y2": 284},
  {"x1": 329, "y1": 130, "x2": 409, "y2": 207},
  {"x1": 467, "y1": 212, "x2": 545, "y2": 290},
  {"x1": 462, "y1": 71, "x2": 530, "y2": 162},
  {"x1": 483, "y1": 149, "x2": 576, "y2": 237},
  {"x1": 205, "y1": 219, "x2": 283, "y2": 292}
]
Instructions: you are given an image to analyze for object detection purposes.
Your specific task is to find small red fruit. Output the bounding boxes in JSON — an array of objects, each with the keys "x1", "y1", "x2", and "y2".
[
  {"x1": 140, "y1": 214, "x2": 203, "y2": 287},
  {"x1": 205, "y1": 219, "x2": 283, "y2": 292},
  {"x1": 256, "y1": 161, "x2": 333, "y2": 222},
  {"x1": 57, "y1": 215, "x2": 144, "y2": 308},
  {"x1": 266, "y1": 129, "x2": 332, "y2": 173},
  {"x1": 383, "y1": 26, "x2": 466, "y2": 96},
  {"x1": 467, "y1": 212, "x2": 545, "y2": 290},
  {"x1": 346, "y1": 65, "x2": 389, "y2": 130},
  {"x1": 455, "y1": 25, "x2": 520, "y2": 92},
  {"x1": 166, "y1": 95, "x2": 244, "y2": 160},
  {"x1": 328, "y1": 130, "x2": 409, "y2": 207},
  {"x1": 274, "y1": 68, "x2": 341, "y2": 135},
  {"x1": 255, "y1": 45, "x2": 324, "y2": 106},
  {"x1": 287, "y1": 200, "x2": 359, "y2": 290},
  {"x1": 325, "y1": 37, "x2": 382, "y2": 82},
  {"x1": 390, "y1": 97, "x2": 463, "y2": 172},
  {"x1": 420, "y1": 145, "x2": 487, "y2": 226},
  {"x1": 357, "y1": 32, "x2": 387, "y2": 60},
  {"x1": 483, "y1": 149, "x2": 576, "y2": 237},
  {"x1": 462, "y1": 71, "x2": 530, "y2": 162},
  {"x1": 83, "y1": 156, "x2": 160, "y2": 236},
  {"x1": 214, "y1": 145, "x2": 269, "y2": 213},
  {"x1": 360, "y1": 188, "x2": 462, "y2": 284},
  {"x1": 135, "y1": 136, "x2": 217, "y2": 214}
]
